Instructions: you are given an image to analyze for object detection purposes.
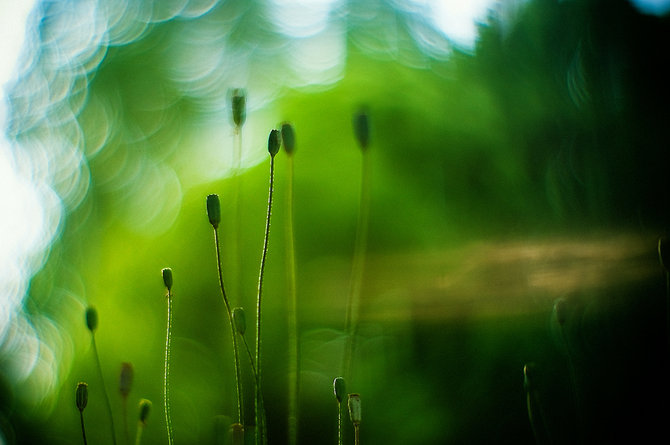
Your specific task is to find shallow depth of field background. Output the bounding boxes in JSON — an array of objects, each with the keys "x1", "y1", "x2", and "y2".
[{"x1": 1, "y1": 0, "x2": 670, "y2": 444}]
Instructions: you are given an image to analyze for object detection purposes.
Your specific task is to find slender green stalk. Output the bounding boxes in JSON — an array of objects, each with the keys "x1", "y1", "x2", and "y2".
[
  {"x1": 230, "y1": 88, "x2": 246, "y2": 304},
  {"x1": 213, "y1": 228, "x2": 245, "y2": 425},
  {"x1": 91, "y1": 333, "x2": 117, "y2": 445},
  {"x1": 80, "y1": 411, "x2": 88, "y2": 445},
  {"x1": 342, "y1": 146, "x2": 372, "y2": 382},
  {"x1": 122, "y1": 401, "x2": 129, "y2": 445},
  {"x1": 237, "y1": 320, "x2": 266, "y2": 434},
  {"x1": 333, "y1": 377, "x2": 346, "y2": 445},
  {"x1": 255, "y1": 130, "x2": 280, "y2": 445},
  {"x1": 230, "y1": 126, "x2": 243, "y2": 303},
  {"x1": 134, "y1": 424, "x2": 144, "y2": 445},
  {"x1": 283, "y1": 125, "x2": 299, "y2": 445},
  {"x1": 163, "y1": 284, "x2": 174, "y2": 445}
]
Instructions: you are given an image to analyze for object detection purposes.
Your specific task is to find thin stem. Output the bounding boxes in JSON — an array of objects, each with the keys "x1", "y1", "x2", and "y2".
[
  {"x1": 343, "y1": 149, "x2": 372, "y2": 382},
  {"x1": 213, "y1": 228, "x2": 245, "y2": 425},
  {"x1": 231, "y1": 127, "x2": 243, "y2": 302},
  {"x1": 240, "y1": 334, "x2": 266, "y2": 435},
  {"x1": 134, "y1": 425, "x2": 144, "y2": 445},
  {"x1": 285, "y1": 155, "x2": 298, "y2": 445},
  {"x1": 164, "y1": 291, "x2": 174, "y2": 445},
  {"x1": 123, "y1": 398, "x2": 129, "y2": 445},
  {"x1": 92, "y1": 334, "x2": 117, "y2": 445},
  {"x1": 255, "y1": 155, "x2": 275, "y2": 445},
  {"x1": 80, "y1": 411, "x2": 88, "y2": 445},
  {"x1": 337, "y1": 402, "x2": 342, "y2": 445},
  {"x1": 354, "y1": 424, "x2": 360, "y2": 445}
]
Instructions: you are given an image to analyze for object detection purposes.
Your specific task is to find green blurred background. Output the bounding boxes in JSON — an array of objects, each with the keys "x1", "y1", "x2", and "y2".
[{"x1": 1, "y1": 0, "x2": 669, "y2": 443}]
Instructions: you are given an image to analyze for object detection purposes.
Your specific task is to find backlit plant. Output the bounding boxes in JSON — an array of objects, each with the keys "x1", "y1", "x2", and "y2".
[{"x1": 75, "y1": 108, "x2": 373, "y2": 445}]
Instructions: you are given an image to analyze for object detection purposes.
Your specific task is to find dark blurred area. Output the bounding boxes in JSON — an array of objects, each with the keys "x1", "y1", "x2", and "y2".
[{"x1": 1, "y1": 0, "x2": 669, "y2": 443}]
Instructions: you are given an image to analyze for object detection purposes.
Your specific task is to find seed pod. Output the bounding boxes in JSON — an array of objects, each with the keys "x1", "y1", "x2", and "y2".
[
  {"x1": 162, "y1": 268, "x2": 173, "y2": 292},
  {"x1": 333, "y1": 377, "x2": 346, "y2": 404},
  {"x1": 231, "y1": 89, "x2": 246, "y2": 128},
  {"x1": 352, "y1": 109, "x2": 370, "y2": 150},
  {"x1": 232, "y1": 307, "x2": 246, "y2": 335},
  {"x1": 231, "y1": 422, "x2": 244, "y2": 445},
  {"x1": 281, "y1": 122, "x2": 295, "y2": 155},
  {"x1": 553, "y1": 298, "x2": 567, "y2": 326},
  {"x1": 76, "y1": 382, "x2": 88, "y2": 412},
  {"x1": 85, "y1": 307, "x2": 98, "y2": 332},
  {"x1": 207, "y1": 194, "x2": 221, "y2": 229},
  {"x1": 659, "y1": 237, "x2": 669, "y2": 272},
  {"x1": 268, "y1": 129, "x2": 281, "y2": 157},
  {"x1": 119, "y1": 362, "x2": 133, "y2": 399},
  {"x1": 138, "y1": 399, "x2": 152, "y2": 425},
  {"x1": 347, "y1": 393, "x2": 361, "y2": 426}
]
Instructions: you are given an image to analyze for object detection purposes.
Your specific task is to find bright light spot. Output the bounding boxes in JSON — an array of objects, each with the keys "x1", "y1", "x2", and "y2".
[
  {"x1": 629, "y1": 0, "x2": 670, "y2": 15},
  {"x1": 420, "y1": 0, "x2": 497, "y2": 48},
  {"x1": 271, "y1": 0, "x2": 340, "y2": 38},
  {"x1": 0, "y1": 1, "x2": 39, "y2": 345}
]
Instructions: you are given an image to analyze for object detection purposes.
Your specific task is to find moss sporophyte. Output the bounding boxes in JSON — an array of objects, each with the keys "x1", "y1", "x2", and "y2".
[
  {"x1": 85, "y1": 307, "x2": 117, "y2": 445},
  {"x1": 162, "y1": 268, "x2": 175, "y2": 445},
  {"x1": 136, "y1": 399, "x2": 152, "y2": 445},
  {"x1": 74, "y1": 111, "x2": 379, "y2": 445},
  {"x1": 76, "y1": 382, "x2": 88, "y2": 445},
  {"x1": 207, "y1": 193, "x2": 245, "y2": 437}
]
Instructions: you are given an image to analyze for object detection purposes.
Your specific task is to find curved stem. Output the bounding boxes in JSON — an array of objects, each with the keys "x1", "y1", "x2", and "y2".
[
  {"x1": 343, "y1": 149, "x2": 372, "y2": 382},
  {"x1": 285, "y1": 155, "x2": 298, "y2": 445},
  {"x1": 255, "y1": 155, "x2": 275, "y2": 445},
  {"x1": 164, "y1": 291, "x2": 174, "y2": 445},
  {"x1": 92, "y1": 334, "x2": 117, "y2": 445},
  {"x1": 214, "y1": 228, "x2": 245, "y2": 425},
  {"x1": 80, "y1": 411, "x2": 88, "y2": 445}
]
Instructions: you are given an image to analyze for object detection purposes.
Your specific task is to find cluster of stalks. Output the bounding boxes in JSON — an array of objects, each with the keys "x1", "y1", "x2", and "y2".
[
  {"x1": 76, "y1": 90, "x2": 373, "y2": 445},
  {"x1": 78, "y1": 307, "x2": 153, "y2": 445}
]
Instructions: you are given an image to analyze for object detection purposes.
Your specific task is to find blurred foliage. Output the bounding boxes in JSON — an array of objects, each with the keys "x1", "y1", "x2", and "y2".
[{"x1": 2, "y1": 0, "x2": 670, "y2": 444}]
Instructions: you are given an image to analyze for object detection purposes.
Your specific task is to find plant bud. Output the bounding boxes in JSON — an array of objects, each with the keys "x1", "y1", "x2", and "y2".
[
  {"x1": 138, "y1": 399, "x2": 152, "y2": 425},
  {"x1": 353, "y1": 109, "x2": 370, "y2": 150},
  {"x1": 207, "y1": 194, "x2": 222, "y2": 229},
  {"x1": 659, "y1": 237, "x2": 669, "y2": 272},
  {"x1": 76, "y1": 382, "x2": 88, "y2": 412},
  {"x1": 232, "y1": 307, "x2": 246, "y2": 335},
  {"x1": 268, "y1": 129, "x2": 281, "y2": 157},
  {"x1": 162, "y1": 268, "x2": 173, "y2": 292},
  {"x1": 347, "y1": 393, "x2": 361, "y2": 426},
  {"x1": 85, "y1": 307, "x2": 98, "y2": 332},
  {"x1": 333, "y1": 377, "x2": 346, "y2": 404},
  {"x1": 553, "y1": 298, "x2": 567, "y2": 326},
  {"x1": 281, "y1": 123, "x2": 295, "y2": 155},
  {"x1": 231, "y1": 422, "x2": 244, "y2": 445},
  {"x1": 231, "y1": 88, "x2": 246, "y2": 128},
  {"x1": 119, "y1": 362, "x2": 133, "y2": 398}
]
